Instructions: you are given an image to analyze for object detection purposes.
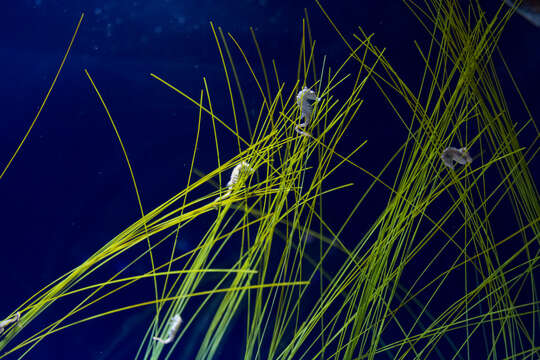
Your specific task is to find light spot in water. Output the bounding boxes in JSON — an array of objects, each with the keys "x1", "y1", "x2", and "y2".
[
  {"x1": 176, "y1": 15, "x2": 186, "y2": 24},
  {"x1": 94, "y1": 8, "x2": 102, "y2": 15},
  {"x1": 154, "y1": 25, "x2": 163, "y2": 34}
]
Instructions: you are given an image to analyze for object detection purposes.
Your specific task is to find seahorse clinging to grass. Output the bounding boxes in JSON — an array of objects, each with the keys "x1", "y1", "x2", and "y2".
[
  {"x1": 441, "y1": 147, "x2": 472, "y2": 169},
  {"x1": 0, "y1": 312, "x2": 20, "y2": 335},
  {"x1": 153, "y1": 314, "x2": 182, "y2": 345},
  {"x1": 295, "y1": 87, "x2": 321, "y2": 137},
  {"x1": 213, "y1": 161, "x2": 253, "y2": 206}
]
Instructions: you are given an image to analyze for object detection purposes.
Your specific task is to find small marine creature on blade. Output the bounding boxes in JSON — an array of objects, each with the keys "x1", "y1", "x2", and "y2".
[
  {"x1": 0, "y1": 312, "x2": 20, "y2": 335},
  {"x1": 153, "y1": 314, "x2": 182, "y2": 345},
  {"x1": 214, "y1": 161, "x2": 253, "y2": 205},
  {"x1": 441, "y1": 147, "x2": 472, "y2": 169},
  {"x1": 295, "y1": 87, "x2": 321, "y2": 137},
  {"x1": 226, "y1": 161, "x2": 253, "y2": 189},
  {"x1": 505, "y1": 0, "x2": 540, "y2": 27}
]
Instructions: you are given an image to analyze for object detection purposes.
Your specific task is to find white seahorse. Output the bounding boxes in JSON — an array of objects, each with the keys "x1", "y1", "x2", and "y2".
[
  {"x1": 214, "y1": 161, "x2": 253, "y2": 205},
  {"x1": 0, "y1": 312, "x2": 20, "y2": 335},
  {"x1": 295, "y1": 87, "x2": 321, "y2": 136},
  {"x1": 441, "y1": 147, "x2": 472, "y2": 169},
  {"x1": 153, "y1": 314, "x2": 182, "y2": 345}
]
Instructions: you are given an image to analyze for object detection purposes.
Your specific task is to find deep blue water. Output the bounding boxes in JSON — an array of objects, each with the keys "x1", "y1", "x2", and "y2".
[{"x1": 0, "y1": 1, "x2": 538, "y2": 359}]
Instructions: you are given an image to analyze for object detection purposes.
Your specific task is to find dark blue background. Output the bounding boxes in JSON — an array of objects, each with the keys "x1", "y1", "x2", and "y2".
[{"x1": 0, "y1": 1, "x2": 538, "y2": 359}]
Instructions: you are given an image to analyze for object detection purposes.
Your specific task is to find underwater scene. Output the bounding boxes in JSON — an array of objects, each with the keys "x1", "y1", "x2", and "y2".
[{"x1": 0, "y1": 0, "x2": 538, "y2": 359}]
